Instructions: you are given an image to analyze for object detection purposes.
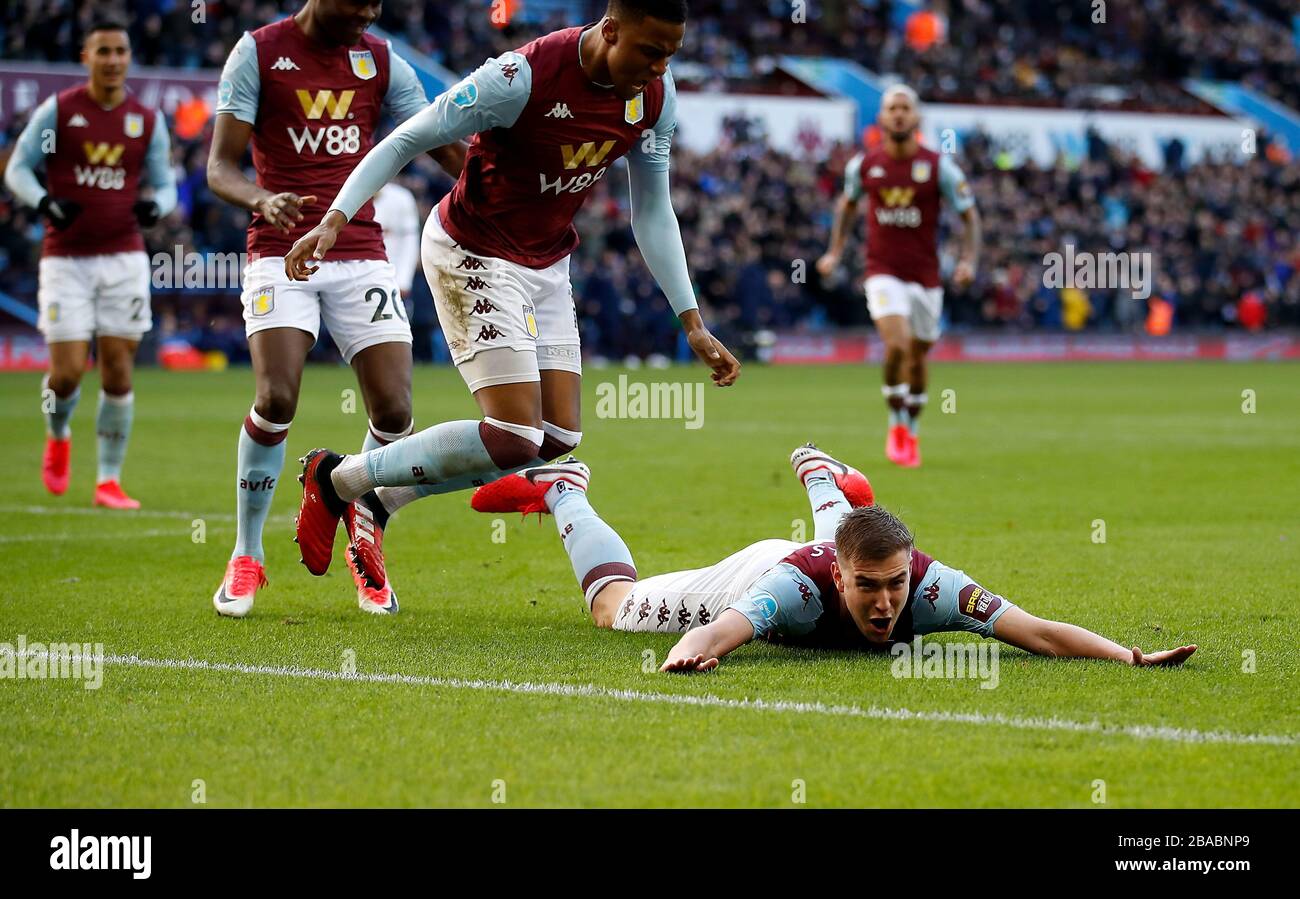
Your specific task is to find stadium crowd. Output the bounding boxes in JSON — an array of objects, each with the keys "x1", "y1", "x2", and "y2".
[
  {"x1": 1, "y1": 0, "x2": 1298, "y2": 362},
  {"x1": 4, "y1": 0, "x2": 1297, "y2": 108}
]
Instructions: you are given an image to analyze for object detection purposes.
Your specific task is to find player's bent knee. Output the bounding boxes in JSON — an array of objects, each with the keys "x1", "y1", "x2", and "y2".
[
  {"x1": 254, "y1": 385, "x2": 299, "y2": 424},
  {"x1": 540, "y1": 421, "x2": 582, "y2": 460},
  {"x1": 45, "y1": 371, "x2": 83, "y2": 397},
  {"x1": 479, "y1": 418, "x2": 543, "y2": 469},
  {"x1": 368, "y1": 405, "x2": 413, "y2": 438}
]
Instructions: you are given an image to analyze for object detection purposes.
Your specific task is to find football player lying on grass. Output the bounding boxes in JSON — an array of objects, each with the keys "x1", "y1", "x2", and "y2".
[{"x1": 470, "y1": 443, "x2": 1197, "y2": 672}]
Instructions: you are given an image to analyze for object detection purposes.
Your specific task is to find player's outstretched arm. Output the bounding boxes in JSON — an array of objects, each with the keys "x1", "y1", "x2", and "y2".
[
  {"x1": 660, "y1": 609, "x2": 755, "y2": 673},
  {"x1": 286, "y1": 55, "x2": 531, "y2": 281},
  {"x1": 992, "y1": 607, "x2": 1196, "y2": 666}
]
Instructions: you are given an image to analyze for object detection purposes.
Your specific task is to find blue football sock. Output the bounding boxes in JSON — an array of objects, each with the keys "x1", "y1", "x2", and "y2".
[
  {"x1": 95, "y1": 391, "x2": 134, "y2": 482},
  {"x1": 42, "y1": 376, "x2": 80, "y2": 439},
  {"x1": 331, "y1": 418, "x2": 541, "y2": 502},
  {"x1": 233, "y1": 411, "x2": 289, "y2": 562},
  {"x1": 549, "y1": 488, "x2": 636, "y2": 611},
  {"x1": 805, "y1": 473, "x2": 851, "y2": 541}
]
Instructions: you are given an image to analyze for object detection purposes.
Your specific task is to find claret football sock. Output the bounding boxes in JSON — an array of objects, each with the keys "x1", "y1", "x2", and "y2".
[
  {"x1": 362, "y1": 419, "x2": 413, "y2": 453},
  {"x1": 883, "y1": 383, "x2": 909, "y2": 428},
  {"x1": 95, "y1": 390, "x2": 134, "y2": 483},
  {"x1": 548, "y1": 488, "x2": 636, "y2": 611},
  {"x1": 233, "y1": 408, "x2": 290, "y2": 562},
  {"x1": 42, "y1": 375, "x2": 80, "y2": 439}
]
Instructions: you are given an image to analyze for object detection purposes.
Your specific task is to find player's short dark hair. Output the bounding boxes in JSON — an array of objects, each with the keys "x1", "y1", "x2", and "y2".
[
  {"x1": 608, "y1": 0, "x2": 689, "y2": 24},
  {"x1": 84, "y1": 16, "x2": 130, "y2": 43},
  {"x1": 834, "y1": 506, "x2": 914, "y2": 565}
]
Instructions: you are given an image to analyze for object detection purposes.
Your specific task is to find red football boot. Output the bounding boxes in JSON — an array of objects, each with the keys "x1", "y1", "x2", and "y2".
[
  {"x1": 343, "y1": 493, "x2": 397, "y2": 614},
  {"x1": 886, "y1": 424, "x2": 910, "y2": 466},
  {"x1": 789, "y1": 443, "x2": 875, "y2": 507},
  {"x1": 42, "y1": 436, "x2": 71, "y2": 495},
  {"x1": 212, "y1": 555, "x2": 267, "y2": 618},
  {"x1": 93, "y1": 479, "x2": 140, "y2": 510},
  {"x1": 295, "y1": 449, "x2": 346, "y2": 575},
  {"x1": 470, "y1": 458, "x2": 591, "y2": 516},
  {"x1": 899, "y1": 432, "x2": 922, "y2": 468}
]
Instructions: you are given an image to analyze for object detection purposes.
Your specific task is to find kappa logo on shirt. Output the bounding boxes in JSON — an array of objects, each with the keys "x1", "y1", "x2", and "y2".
[
  {"x1": 68, "y1": 114, "x2": 89, "y2": 128},
  {"x1": 271, "y1": 56, "x2": 300, "y2": 71},
  {"x1": 922, "y1": 581, "x2": 941, "y2": 611},
  {"x1": 544, "y1": 102, "x2": 574, "y2": 119}
]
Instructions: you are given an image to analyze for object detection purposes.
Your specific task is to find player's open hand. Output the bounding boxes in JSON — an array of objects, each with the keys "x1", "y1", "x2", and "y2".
[
  {"x1": 815, "y1": 252, "x2": 840, "y2": 279},
  {"x1": 256, "y1": 192, "x2": 316, "y2": 234},
  {"x1": 685, "y1": 325, "x2": 741, "y2": 387},
  {"x1": 1129, "y1": 644, "x2": 1197, "y2": 667},
  {"x1": 953, "y1": 257, "x2": 977, "y2": 288},
  {"x1": 660, "y1": 652, "x2": 719, "y2": 674},
  {"x1": 284, "y1": 212, "x2": 346, "y2": 282}
]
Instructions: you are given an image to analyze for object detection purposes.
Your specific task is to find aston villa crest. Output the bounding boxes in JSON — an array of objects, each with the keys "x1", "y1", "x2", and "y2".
[
  {"x1": 911, "y1": 159, "x2": 932, "y2": 183},
  {"x1": 349, "y1": 49, "x2": 377, "y2": 80},
  {"x1": 251, "y1": 287, "x2": 274, "y2": 317},
  {"x1": 124, "y1": 112, "x2": 143, "y2": 138},
  {"x1": 624, "y1": 93, "x2": 644, "y2": 125}
]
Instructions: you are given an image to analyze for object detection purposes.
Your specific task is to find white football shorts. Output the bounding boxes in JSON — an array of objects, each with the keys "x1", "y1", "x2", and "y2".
[
  {"x1": 611, "y1": 539, "x2": 802, "y2": 634},
  {"x1": 865, "y1": 273, "x2": 944, "y2": 343},
  {"x1": 240, "y1": 256, "x2": 412, "y2": 363},
  {"x1": 38, "y1": 251, "x2": 152, "y2": 343},
  {"x1": 422, "y1": 206, "x2": 581, "y2": 393}
]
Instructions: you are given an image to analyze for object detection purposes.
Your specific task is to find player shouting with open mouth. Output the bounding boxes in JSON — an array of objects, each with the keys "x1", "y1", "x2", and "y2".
[
  {"x1": 285, "y1": 1, "x2": 740, "y2": 596},
  {"x1": 474, "y1": 445, "x2": 1196, "y2": 673}
]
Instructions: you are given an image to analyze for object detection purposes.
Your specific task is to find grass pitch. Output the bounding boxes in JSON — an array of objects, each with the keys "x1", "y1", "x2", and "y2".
[{"x1": 1, "y1": 361, "x2": 1297, "y2": 807}]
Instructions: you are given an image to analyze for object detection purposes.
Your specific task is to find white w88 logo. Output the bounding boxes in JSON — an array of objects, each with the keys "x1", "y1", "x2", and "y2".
[
  {"x1": 73, "y1": 165, "x2": 126, "y2": 190},
  {"x1": 287, "y1": 124, "x2": 361, "y2": 156}
]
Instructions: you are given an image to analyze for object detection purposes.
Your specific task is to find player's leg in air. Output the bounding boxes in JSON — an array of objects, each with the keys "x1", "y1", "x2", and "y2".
[
  {"x1": 789, "y1": 442, "x2": 875, "y2": 538},
  {"x1": 294, "y1": 211, "x2": 585, "y2": 591}
]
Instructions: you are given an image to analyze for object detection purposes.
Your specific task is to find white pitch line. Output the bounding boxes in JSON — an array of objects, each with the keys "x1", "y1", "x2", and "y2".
[
  {"x1": 61, "y1": 652, "x2": 1300, "y2": 748},
  {"x1": 0, "y1": 505, "x2": 294, "y2": 524},
  {"x1": 0, "y1": 528, "x2": 214, "y2": 544}
]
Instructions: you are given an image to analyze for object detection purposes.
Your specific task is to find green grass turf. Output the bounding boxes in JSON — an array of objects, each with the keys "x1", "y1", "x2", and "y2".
[{"x1": 0, "y1": 361, "x2": 1297, "y2": 808}]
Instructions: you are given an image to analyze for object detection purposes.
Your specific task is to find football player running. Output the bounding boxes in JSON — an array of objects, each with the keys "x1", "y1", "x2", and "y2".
[
  {"x1": 473, "y1": 445, "x2": 1197, "y2": 673},
  {"x1": 285, "y1": 0, "x2": 739, "y2": 596},
  {"x1": 818, "y1": 84, "x2": 982, "y2": 468}
]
